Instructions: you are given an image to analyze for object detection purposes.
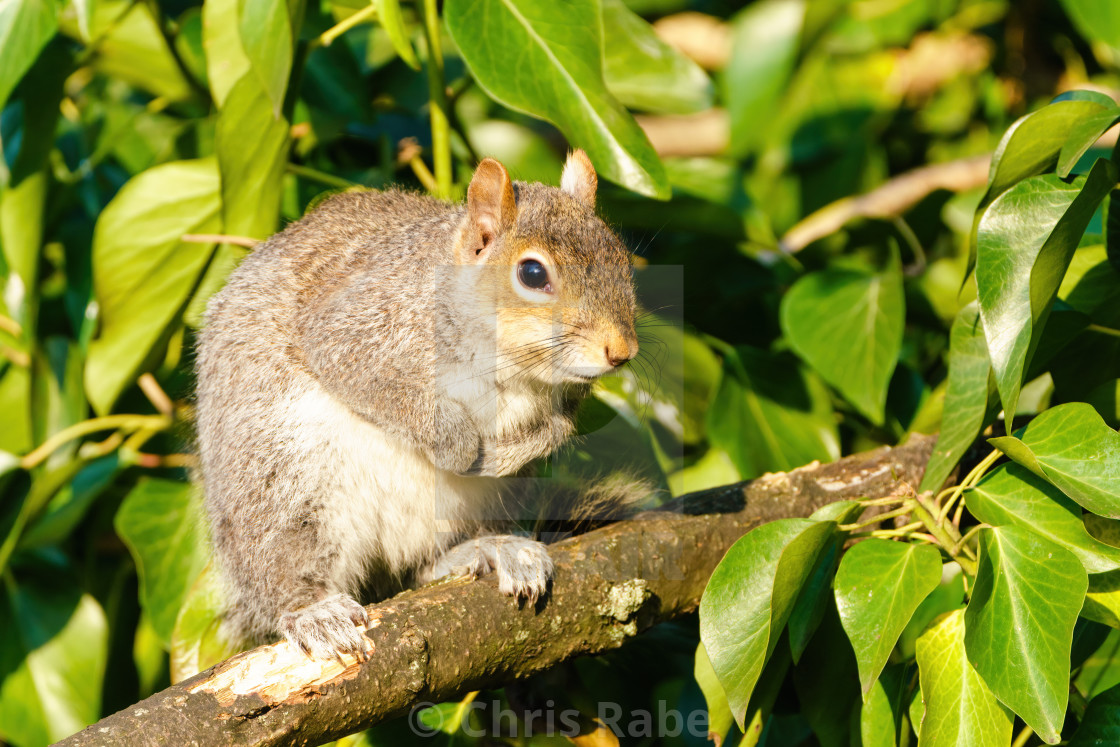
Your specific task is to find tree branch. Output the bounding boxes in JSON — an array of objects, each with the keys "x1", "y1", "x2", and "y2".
[{"x1": 60, "y1": 434, "x2": 936, "y2": 746}]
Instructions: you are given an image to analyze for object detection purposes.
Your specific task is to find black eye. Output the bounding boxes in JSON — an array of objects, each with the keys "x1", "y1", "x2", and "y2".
[{"x1": 517, "y1": 259, "x2": 551, "y2": 291}]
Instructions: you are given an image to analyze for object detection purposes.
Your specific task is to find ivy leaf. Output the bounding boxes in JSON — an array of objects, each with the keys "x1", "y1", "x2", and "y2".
[
  {"x1": 84, "y1": 158, "x2": 221, "y2": 414},
  {"x1": 920, "y1": 304, "x2": 993, "y2": 493},
  {"x1": 780, "y1": 257, "x2": 905, "y2": 425},
  {"x1": 915, "y1": 609, "x2": 1013, "y2": 747},
  {"x1": 171, "y1": 564, "x2": 239, "y2": 683},
  {"x1": 601, "y1": 0, "x2": 712, "y2": 115},
  {"x1": 444, "y1": 0, "x2": 668, "y2": 198},
  {"x1": 964, "y1": 526, "x2": 1086, "y2": 744},
  {"x1": 1058, "y1": 0, "x2": 1120, "y2": 50},
  {"x1": 834, "y1": 539, "x2": 942, "y2": 695},
  {"x1": 860, "y1": 664, "x2": 908, "y2": 747},
  {"x1": 699, "y1": 518, "x2": 835, "y2": 726},
  {"x1": 238, "y1": 0, "x2": 292, "y2": 116},
  {"x1": 975, "y1": 158, "x2": 1117, "y2": 419},
  {"x1": 114, "y1": 478, "x2": 208, "y2": 644},
  {"x1": 373, "y1": 0, "x2": 419, "y2": 70},
  {"x1": 202, "y1": 0, "x2": 251, "y2": 106},
  {"x1": 0, "y1": 568, "x2": 108, "y2": 745},
  {"x1": 968, "y1": 463, "x2": 1120, "y2": 574},
  {"x1": 693, "y1": 644, "x2": 734, "y2": 746},
  {"x1": 1058, "y1": 108, "x2": 1120, "y2": 178},
  {"x1": 966, "y1": 97, "x2": 1110, "y2": 279},
  {"x1": 988, "y1": 402, "x2": 1120, "y2": 519}
]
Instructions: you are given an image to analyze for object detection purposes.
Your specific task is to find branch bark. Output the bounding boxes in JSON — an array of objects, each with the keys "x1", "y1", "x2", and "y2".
[{"x1": 60, "y1": 434, "x2": 936, "y2": 746}]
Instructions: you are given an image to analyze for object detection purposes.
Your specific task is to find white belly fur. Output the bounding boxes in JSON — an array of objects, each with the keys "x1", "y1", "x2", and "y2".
[{"x1": 281, "y1": 383, "x2": 504, "y2": 594}]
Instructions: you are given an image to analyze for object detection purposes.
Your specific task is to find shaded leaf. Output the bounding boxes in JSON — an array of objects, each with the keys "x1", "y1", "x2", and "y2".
[
  {"x1": 699, "y1": 518, "x2": 835, "y2": 726},
  {"x1": 1069, "y1": 681, "x2": 1120, "y2": 746},
  {"x1": 964, "y1": 526, "x2": 1086, "y2": 743},
  {"x1": 0, "y1": 0, "x2": 59, "y2": 112},
  {"x1": 919, "y1": 303, "x2": 993, "y2": 493},
  {"x1": 988, "y1": 402, "x2": 1120, "y2": 519},
  {"x1": 834, "y1": 539, "x2": 941, "y2": 694},
  {"x1": 915, "y1": 609, "x2": 1013, "y2": 747},
  {"x1": 860, "y1": 664, "x2": 908, "y2": 747},
  {"x1": 706, "y1": 345, "x2": 840, "y2": 480},
  {"x1": 975, "y1": 159, "x2": 1116, "y2": 419},
  {"x1": 602, "y1": 0, "x2": 712, "y2": 115},
  {"x1": 780, "y1": 258, "x2": 905, "y2": 425},
  {"x1": 114, "y1": 478, "x2": 207, "y2": 644},
  {"x1": 85, "y1": 159, "x2": 221, "y2": 414},
  {"x1": 444, "y1": 0, "x2": 668, "y2": 198}
]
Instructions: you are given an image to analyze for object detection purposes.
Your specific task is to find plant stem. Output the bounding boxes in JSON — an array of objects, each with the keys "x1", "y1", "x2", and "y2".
[
  {"x1": 285, "y1": 163, "x2": 358, "y2": 190},
  {"x1": 1087, "y1": 323, "x2": 1120, "y2": 339},
  {"x1": 839, "y1": 505, "x2": 914, "y2": 532},
  {"x1": 408, "y1": 155, "x2": 439, "y2": 193},
  {"x1": 938, "y1": 449, "x2": 1000, "y2": 522},
  {"x1": 20, "y1": 414, "x2": 172, "y2": 470},
  {"x1": 0, "y1": 314, "x2": 21, "y2": 337},
  {"x1": 181, "y1": 233, "x2": 260, "y2": 248},
  {"x1": 1010, "y1": 725, "x2": 1033, "y2": 747},
  {"x1": 421, "y1": 0, "x2": 452, "y2": 199},
  {"x1": 318, "y1": 3, "x2": 378, "y2": 47},
  {"x1": 911, "y1": 498, "x2": 976, "y2": 576}
]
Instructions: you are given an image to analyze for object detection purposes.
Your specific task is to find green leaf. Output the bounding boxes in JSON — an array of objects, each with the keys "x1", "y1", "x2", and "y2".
[
  {"x1": 706, "y1": 346, "x2": 840, "y2": 480},
  {"x1": 780, "y1": 258, "x2": 905, "y2": 425},
  {"x1": 238, "y1": 0, "x2": 292, "y2": 115},
  {"x1": 1058, "y1": 108, "x2": 1120, "y2": 178},
  {"x1": 899, "y1": 562, "x2": 965, "y2": 660},
  {"x1": 693, "y1": 644, "x2": 733, "y2": 746},
  {"x1": 724, "y1": 0, "x2": 804, "y2": 156},
  {"x1": 1070, "y1": 681, "x2": 1120, "y2": 746},
  {"x1": 444, "y1": 0, "x2": 668, "y2": 199},
  {"x1": 975, "y1": 159, "x2": 1117, "y2": 419},
  {"x1": 216, "y1": 74, "x2": 289, "y2": 240},
  {"x1": 970, "y1": 463, "x2": 1120, "y2": 579},
  {"x1": 920, "y1": 303, "x2": 993, "y2": 493},
  {"x1": 988, "y1": 403, "x2": 1120, "y2": 519},
  {"x1": 1059, "y1": 0, "x2": 1120, "y2": 50},
  {"x1": 0, "y1": 0, "x2": 59, "y2": 113},
  {"x1": 114, "y1": 478, "x2": 208, "y2": 645},
  {"x1": 0, "y1": 571, "x2": 108, "y2": 745},
  {"x1": 787, "y1": 535, "x2": 840, "y2": 664},
  {"x1": 699, "y1": 518, "x2": 835, "y2": 726},
  {"x1": 1084, "y1": 570, "x2": 1120, "y2": 629},
  {"x1": 85, "y1": 158, "x2": 222, "y2": 414},
  {"x1": 834, "y1": 539, "x2": 942, "y2": 695},
  {"x1": 373, "y1": 0, "x2": 419, "y2": 70},
  {"x1": 171, "y1": 564, "x2": 239, "y2": 682},
  {"x1": 966, "y1": 97, "x2": 1110, "y2": 279},
  {"x1": 914, "y1": 609, "x2": 1014, "y2": 747},
  {"x1": 601, "y1": 0, "x2": 712, "y2": 115},
  {"x1": 860, "y1": 664, "x2": 908, "y2": 747},
  {"x1": 964, "y1": 526, "x2": 1087, "y2": 743},
  {"x1": 203, "y1": 0, "x2": 251, "y2": 106}
]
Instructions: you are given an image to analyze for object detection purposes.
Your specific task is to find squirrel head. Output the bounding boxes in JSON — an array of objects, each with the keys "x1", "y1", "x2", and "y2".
[{"x1": 453, "y1": 150, "x2": 638, "y2": 384}]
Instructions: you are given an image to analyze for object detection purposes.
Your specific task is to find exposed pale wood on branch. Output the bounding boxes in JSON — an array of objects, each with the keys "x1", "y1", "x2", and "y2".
[{"x1": 60, "y1": 435, "x2": 935, "y2": 746}]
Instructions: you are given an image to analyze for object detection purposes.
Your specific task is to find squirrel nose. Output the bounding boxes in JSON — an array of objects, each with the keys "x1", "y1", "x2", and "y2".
[{"x1": 605, "y1": 336, "x2": 638, "y2": 368}]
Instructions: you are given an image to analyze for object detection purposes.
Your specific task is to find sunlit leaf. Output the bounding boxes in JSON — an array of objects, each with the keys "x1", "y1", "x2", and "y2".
[
  {"x1": 203, "y1": 0, "x2": 251, "y2": 106},
  {"x1": 601, "y1": 0, "x2": 712, "y2": 115},
  {"x1": 780, "y1": 257, "x2": 905, "y2": 425},
  {"x1": 238, "y1": 0, "x2": 292, "y2": 115},
  {"x1": 0, "y1": 569, "x2": 108, "y2": 745},
  {"x1": 115, "y1": 478, "x2": 208, "y2": 644},
  {"x1": 693, "y1": 644, "x2": 733, "y2": 746},
  {"x1": 85, "y1": 158, "x2": 221, "y2": 414},
  {"x1": 171, "y1": 564, "x2": 238, "y2": 683},
  {"x1": 988, "y1": 403, "x2": 1120, "y2": 519},
  {"x1": 915, "y1": 609, "x2": 1013, "y2": 747},
  {"x1": 1059, "y1": 0, "x2": 1120, "y2": 49},
  {"x1": 975, "y1": 159, "x2": 1116, "y2": 419},
  {"x1": 699, "y1": 518, "x2": 835, "y2": 725},
  {"x1": 964, "y1": 526, "x2": 1086, "y2": 744},
  {"x1": 445, "y1": 0, "x2": 668, "y2": 198},
  {"x1": 834, "y1": 539, "x2": 941, "y2": 695},
  {"x1": 373, "y1": 0, "x2": 419, "y2": 70}
]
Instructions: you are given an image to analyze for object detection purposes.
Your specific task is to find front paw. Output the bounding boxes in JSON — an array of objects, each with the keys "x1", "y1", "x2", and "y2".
[
  {"x1": 279, "y1": 593, "x2": 371, "y2": 661},
  {"x1": 420, "y1": 536, "x2": 553, "y2": 602}
]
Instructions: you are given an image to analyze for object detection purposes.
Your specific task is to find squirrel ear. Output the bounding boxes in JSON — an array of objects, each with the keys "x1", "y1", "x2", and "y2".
[
  {"x1": 560, "y1": 149, "x2": 597, "y2": 207},
  {"x1": 465, "y1": 158, "x2": 517, "y2": 261}
]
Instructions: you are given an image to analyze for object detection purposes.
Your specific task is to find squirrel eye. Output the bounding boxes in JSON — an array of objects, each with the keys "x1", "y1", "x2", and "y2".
[{"x1": 517, "y1": 259, "x2": 552, "y2": 291}]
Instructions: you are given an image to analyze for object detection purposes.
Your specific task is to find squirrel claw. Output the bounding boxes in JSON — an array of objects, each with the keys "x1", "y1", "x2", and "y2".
[
  {"x1": 280, "y1": 594, "x2": 372, "y2": 662},
  {"x1": 421, "y1": 536, "x2": 553, "y2": 603}
]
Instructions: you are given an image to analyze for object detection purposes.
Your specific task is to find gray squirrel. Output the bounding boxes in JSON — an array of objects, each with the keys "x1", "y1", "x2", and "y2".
[{"x1": 195, "y1": 151, "x2": 639, "y2": 660}]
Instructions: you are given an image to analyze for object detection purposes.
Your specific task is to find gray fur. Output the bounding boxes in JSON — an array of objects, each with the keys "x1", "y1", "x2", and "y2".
[{"x1": 195, "y1": 154, "x2": 636, "y2": 659}]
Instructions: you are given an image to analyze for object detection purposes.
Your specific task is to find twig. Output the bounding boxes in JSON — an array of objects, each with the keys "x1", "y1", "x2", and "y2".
[
  {"x1": 285, "y1": 163, "x2": 358, "y2": 190},
  {"x1": 780, "y1": 155, "x2": 992, "y2": 252},
  {"x1": 20, "y1": 415, "x2": 172, "y2": 470},
  {"x1": 138, "y1": 373, "x2": 174, "y2": 416},
  {"x1": 421, "y1": 0, "x2": 452, "y2": 199},
  {"x1": 318, "y1": 4, "x2": 378, "y2": 47},
  {"x1": 181, "y1": 234, "x2": 260, "y2": 248}
]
